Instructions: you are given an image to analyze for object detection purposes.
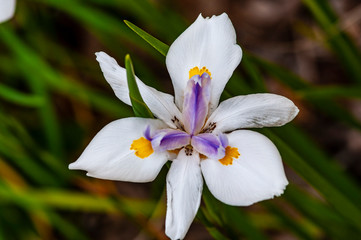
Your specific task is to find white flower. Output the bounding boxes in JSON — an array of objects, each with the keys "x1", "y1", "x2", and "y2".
[
  {"x1": 0, "y1": 0, "x2": 16, "y2": 23},
  {"x1": 69, "y1": 13, "x2": 299, "y2": 240}
]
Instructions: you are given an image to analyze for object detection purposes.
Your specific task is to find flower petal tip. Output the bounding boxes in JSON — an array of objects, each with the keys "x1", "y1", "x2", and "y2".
[
  {"x1": 293, "y1": 105, "x2": 300, "y2": 117},
  {"x1": 95, "y1": 51, "x2": 110, "y2": 61},
  {"x1": 274, "y1": 179, "x2": 289, "y2": 197},
  {"x1": 239, "y1": 180, "x2": 289, "y2": 207},
  {"x1": 68, "y1": 158, "x2": 86, "y2": 170},
  {"x1": 68, "y1": 161, "x2": 80, "y2": 170},
  {"x1": 0, "y1": 0, "x2": 16, "y2": 23},
  {"x1": 287, "y1": 102, "x2": 300, "y2": 124}
]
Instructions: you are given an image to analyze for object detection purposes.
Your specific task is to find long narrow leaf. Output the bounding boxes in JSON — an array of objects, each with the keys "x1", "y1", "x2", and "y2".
[
  {"x1": 262, "y1": 129, "x2": 361, "y2": 232},
  {"x1": 302, "y1": 0, "x2": 361, "y2": 83},
  {"x1": 298, "y1": 86, "x2": 361, "y2": 99},
  {"x1": 125, "y1": 54, "x2": 153, "y2": 118},
  {"x1": 0, "y1": 83, "x2": 44, "y2": 107},
  {"x1": 124, "y1": 20, "x2": 169, "y2": 56}
]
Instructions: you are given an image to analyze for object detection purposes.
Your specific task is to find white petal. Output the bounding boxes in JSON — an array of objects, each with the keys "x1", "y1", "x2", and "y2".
[
  {"x1": 201, "y1": 130, "x2": 288, "y2": 206},
  {"x1": 207, "y1": 93, "x2": 299, "y2": 133},
  {"x1": 0, "y1": 0, "x2": 16, "y2": 23},
  {"x1": 166, "y1": 149, "x2": 203, "y2": 240},
  {"x1": 166, "y1": 13, "x2": 242, "y2": 112},
  {"x1": 95, "y1": 52, "x2": 182, "y2": 128},
  {"x1": 69, "y1": 118, "x2": 169, "y2": 183}
]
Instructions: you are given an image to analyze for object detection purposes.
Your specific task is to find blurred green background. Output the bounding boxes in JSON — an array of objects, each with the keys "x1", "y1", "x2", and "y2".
[{"x1": 1, "y1": 0, "x2": 361, "y2": 239}]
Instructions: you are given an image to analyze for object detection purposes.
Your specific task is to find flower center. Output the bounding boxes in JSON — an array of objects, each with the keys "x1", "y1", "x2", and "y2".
[
  {"x1": 130, "y1": 137, "x2": 154, "y2": 158},
  {"x1": 219, "y1": 146, "x2": 240, "y2": 165},
  {"x1": 130, "y1": 66, "x2": 224, "y2": 161}
]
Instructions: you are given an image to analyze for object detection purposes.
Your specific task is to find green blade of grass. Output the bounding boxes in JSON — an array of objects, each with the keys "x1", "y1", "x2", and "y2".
[
  {"x1": 0, "y1": 137, "x2": 61, "y2": 187},
  {"x1": 45, "y1": 211, "x2": 89, "y2": 240},
  {"x1": 0, "y1": 27, "x2": 133, "y2": 118},
  {"x1": 298, "y1": 85, "x2": 361, "y2": 99},
  {"x1": 283, "y1": 185, "x2": 359, "y2": 239},
  {"x1": 273, "y1": 124, "x2": 361, "y2": 207},
  {"x1": 202, "y1": 187, "x2": 267, "y2": 240},
  {"x1": 88, "y1": 0, "x2": 185, "y2": 41},
  {"x1": 302, "y1": 0, "x2": 361, "y2": 84},
  {"x1": 241, "y1": 55, "x2": 267, "y2": 92},
  {"x1": 0, "y1": 27, "x2": 63, "y2": 157},
  {"x1": 0, "y1": 114, "x2": 70, "y2": 180},
  {"x1": 197, "y1": 209, "x2": 229, "y2": 240},
  {"x1": 250, "y1": 54, "x2": 361, "y2": 130},
  {"x1": 34, "y1": 0, "x2": 161, "y2": 61},
  {"x1": 125, "y1": 54, "x2": 153, "y2": 118},
  {"x1": 264, "y1": 201, "x2": 316, "y2": 240},
  {"x1": 261, "y1": 129, "x2": 361, "y2": 232},
  {"x1": 0, "y1": 181, "x2": 156, "y2": 215},
  {"x1": 124, "y1": 20, "x2": 169, "y2": 57},
  {"x1": 0, "y1": 83, "x2": 45, "y2": 107}
]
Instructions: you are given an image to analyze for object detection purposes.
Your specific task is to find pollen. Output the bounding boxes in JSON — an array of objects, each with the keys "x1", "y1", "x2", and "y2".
[
  {"x1": 219, "y1": 146, "x2": 240, "y2": 166},
  {"x1": 189, "y1": 66, "x2": 211, "y2": 79},
  {"x1": 130, "y1": 137, "x2": 154, "y2": 159}
]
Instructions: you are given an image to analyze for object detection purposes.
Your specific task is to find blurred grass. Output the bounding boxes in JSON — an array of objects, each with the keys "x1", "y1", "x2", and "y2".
[{"x1": 1, "y1": 0, "x2": 361, "y2": 239}]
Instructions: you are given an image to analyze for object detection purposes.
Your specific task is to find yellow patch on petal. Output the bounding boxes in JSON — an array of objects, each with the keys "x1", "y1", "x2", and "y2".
[
  {"x1": 219, "y1": 146, "x2": 240, "y2": 166},
  {"x1": 130, "y1": 137, "x2": 154, "y2": 159},
  {"x1": 189, "y1": 66, "x2": 211, "y2": 79}
]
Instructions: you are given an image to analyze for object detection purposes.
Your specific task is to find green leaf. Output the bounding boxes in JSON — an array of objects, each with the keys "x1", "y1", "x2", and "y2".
[
  {"x1": 0, "y1": 182, "x2": 155, "y2": 216},
  {"x1": 124, "y1": 20, "x2": 169, "y2": 56},
  {"x1": 250, "y1": 54, "x2": 361, "y2": 130},
  {"x1": 125, "y1": 54, "x2": 154, "y2": 118},
  {"x1": 0, "y1": 27, "x2": 133, "y2": 118},
  {"x1": 298, "y1": 86, "x2": 361, "y2": 99},
  {"x1": 0, "y1": 83, "x2": 45, "y2": 108},
  {"x1": 45, "y1": 211, "x2": 89, "y2": 240},
  {"x1": 301, "y1": 0, "x2": 361, "y2": 84},
  {"x1": 202, "y1": 187, "x2": 267, "y2": 240},
  {"x1": 0, "y1": 27, "x2": 63, "y2": 157},
  {"x1": 241, "y1": 55, "x2": 267, "y2": 92},
  {"x1": 283, "y1": 185, "x2": 359, "y2": 239},
  {"x1": 262, "y1": 129, "x2": 361, "y2": 232},
  {"x1": 264, "y1": 201, "x2": 316, "y2": 240}
]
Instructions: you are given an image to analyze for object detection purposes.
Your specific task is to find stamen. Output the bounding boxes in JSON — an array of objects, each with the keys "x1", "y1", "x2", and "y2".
[
  {"x1": 219, "y1": 146, "x2": 240, "y2": 165},
  {"x1": 130, "y1": 137, "x2": 154, "y2": 158},
  {"x1": 201, "y1": 122, "x2": 216, "y2": 133},
  {"x1": 184, "y1": 145, "x2": 193, "y2": 156},
  {"x1": 171, "y1": 116, "x2": 185, "y2": 131},
  {"x1": 189, "y1": 66, "x2": 211, "y2": 79}
]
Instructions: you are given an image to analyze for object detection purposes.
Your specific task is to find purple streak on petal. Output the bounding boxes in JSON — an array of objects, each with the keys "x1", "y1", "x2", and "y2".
[
  {"x1": 144, "y1": 125, "x2": 152, "y2": 141},
  {"x1": 151, "y1": 129, "x2": 190, "y2": 151},
  {"x1": 191, "y1": 133, "x2": 225, "y2": 159},
  {"x1": 218, "y1": 133, "x2": 228, "y2": 148},
  {"x1": 182, "y1": 73, "x2": 211, "y2": 135}
]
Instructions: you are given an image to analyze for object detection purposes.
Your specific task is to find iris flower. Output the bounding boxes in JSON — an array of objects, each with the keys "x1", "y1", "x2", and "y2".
[
  {"x1": 70, "y1": 13, "x2": 299, "y2": 240},
  {"x1": 0, "y1": 0, "x2": 16, "y2": 23}
]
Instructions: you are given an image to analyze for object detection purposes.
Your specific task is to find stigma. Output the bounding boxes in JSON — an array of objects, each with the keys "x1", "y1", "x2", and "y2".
[
  {"x1": 130, "y1": 137, "x2": 154, "y2": 158},
  {"x1": 219, "y1": 146, "x2": 240, "y2": 165},
  {"x1": 189, "y1": 66, "x2": 211, "y2": 79}
]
